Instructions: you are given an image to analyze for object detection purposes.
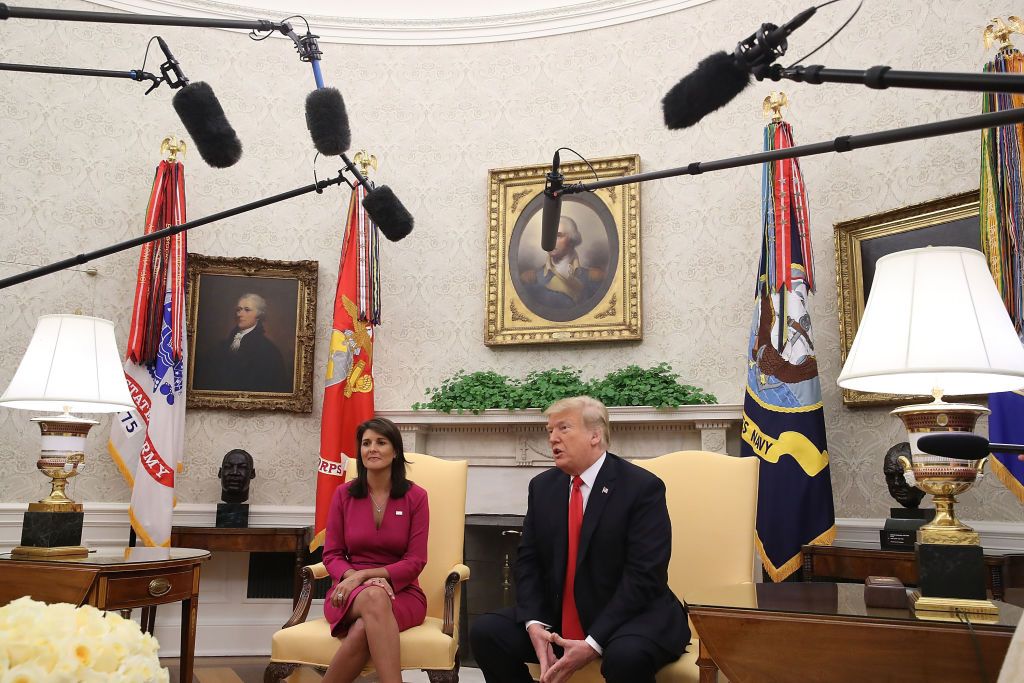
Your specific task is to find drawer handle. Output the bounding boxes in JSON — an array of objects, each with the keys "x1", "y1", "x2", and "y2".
[
  {"x1": 148, "y1": 578, "x2": 172, "y2": 597},
  {"x1": 501, "y1": 530, "x2": 521, "y2": 536}
]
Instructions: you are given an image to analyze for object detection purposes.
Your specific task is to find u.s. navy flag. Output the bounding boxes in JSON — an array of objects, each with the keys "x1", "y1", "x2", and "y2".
[
  {"x1": 741, "y1": 118, "x2": 835, "y2": 581},
  {"x1": 108, "y1": 158, "x2": 187, "y2": 548},
  {"x1": 311, "y1": 183, "x2": 379, "y2": 552},
  {"x1": 988, "y1": 392, "x2": 1024, "y2": 502}
]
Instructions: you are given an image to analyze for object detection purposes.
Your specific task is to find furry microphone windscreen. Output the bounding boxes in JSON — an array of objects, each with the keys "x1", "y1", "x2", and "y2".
[
  {"x1": 662, "y1": 51, "x2": 751, "y2": 129},
  {"x1": 172, "y1": 82, "x2": 243, "y2": 168},
  {"x1": 305, "y1": 87, "x2": 351, "y2": 157},
  {"x1": 362, "y1": 185, "x2": 414, "y2": 242}
]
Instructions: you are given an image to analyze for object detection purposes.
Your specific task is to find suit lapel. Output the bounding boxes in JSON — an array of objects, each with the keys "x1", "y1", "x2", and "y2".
[
  {"x1": 576, "y1": 454, "x2": 619, "y2": 568},
  {"x1": 552, "y1": 471, "x2": 571, "y2": 593}
]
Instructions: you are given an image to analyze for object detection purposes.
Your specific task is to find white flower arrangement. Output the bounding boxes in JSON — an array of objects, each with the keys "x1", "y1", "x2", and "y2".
[{"x1": 0, "y1": 596, "x2": 169, "y2": 683}]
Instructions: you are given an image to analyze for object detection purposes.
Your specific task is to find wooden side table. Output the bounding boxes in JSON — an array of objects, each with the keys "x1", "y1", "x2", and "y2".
[
  {"x1": 0, "y1": 547, "x2": 209, "y2": 683},
  {"x1": 170, "y1": 525, "x2": 312, "y2": 607},
  {"x1": 802, "y1": 543, "x2": 1007, "y2": 600}
]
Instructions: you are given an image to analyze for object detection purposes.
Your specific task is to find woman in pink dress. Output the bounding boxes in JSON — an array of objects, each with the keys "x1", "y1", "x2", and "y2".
[{"x1": 322, "y1": 417, "x2": 429, "y2": 683}]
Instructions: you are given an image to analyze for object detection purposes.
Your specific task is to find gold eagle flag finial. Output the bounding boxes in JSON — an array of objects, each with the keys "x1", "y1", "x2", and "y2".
[
  {"x1": 160, "y1": 135, "x2": 187, "y2": 163},
  {"x1": 984, "y1": 16, "x2": 1024, "y2": 51},
  {"x1": 353, "y1": 150, "x2": 378, "y2": 179},
  {"x1": 763, "y1": 91, "x2": 788, "y2": 123}
]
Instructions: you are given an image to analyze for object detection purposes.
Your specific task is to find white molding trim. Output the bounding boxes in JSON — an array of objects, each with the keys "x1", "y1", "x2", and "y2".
[{"x1": 80, "y1": 0, "x2": 715, "y2": 45}]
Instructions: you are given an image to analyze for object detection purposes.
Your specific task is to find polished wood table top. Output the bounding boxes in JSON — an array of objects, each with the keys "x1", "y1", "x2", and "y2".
[
  {"x1": 688, "y1": 582, "x2": 1021, "y2": 683},
  {"x1": 0, "y1": 547, "x2": 210, "y2": 683}
]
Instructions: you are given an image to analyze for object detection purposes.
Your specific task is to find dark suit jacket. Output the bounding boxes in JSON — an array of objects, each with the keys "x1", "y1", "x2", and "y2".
[
  {"x1": 514, "y1": 453, "x2": 689, "y2": 656},
  {"x1": 200, "y1": 323, "x2": 290, "y2": 393}
]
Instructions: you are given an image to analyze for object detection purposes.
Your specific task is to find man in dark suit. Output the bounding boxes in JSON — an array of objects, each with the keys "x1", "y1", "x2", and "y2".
[{"x1": 470, "y1": 396, "x2": 689, "y2": 683}]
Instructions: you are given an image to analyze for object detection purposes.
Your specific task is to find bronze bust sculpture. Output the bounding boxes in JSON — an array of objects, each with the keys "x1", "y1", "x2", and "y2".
[
  {"x1": 218, "y1": 449, "x2": 256, "y2": 505},
  {"x1": 883, "y1": 442, "x2": 925, "y2": 509}
]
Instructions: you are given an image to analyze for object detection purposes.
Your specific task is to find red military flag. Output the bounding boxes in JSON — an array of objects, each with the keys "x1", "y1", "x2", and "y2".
[{"x1": 311, "y1": 183, "x2": 379, "y2": 551}]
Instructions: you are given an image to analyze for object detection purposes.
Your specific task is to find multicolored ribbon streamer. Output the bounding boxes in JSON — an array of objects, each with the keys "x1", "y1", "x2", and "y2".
[
  {"x1": 125, "y1": 160, "x2": 187, "y2": 363},
  {"x1": 981, "y1": 48, "x2": 1024, "y2": 335}
]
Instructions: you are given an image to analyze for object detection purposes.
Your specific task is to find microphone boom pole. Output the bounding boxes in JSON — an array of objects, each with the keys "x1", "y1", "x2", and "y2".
[
  {"x1": 772, "y1": 64, "x2": 1024, "y2": 93},
  {"x1": 557, "y1": 107, "x2": 1024, "y2": 197},
  {"x1": 0, "y1": 3, "x2": 287, "y2": 33},
  {"x1": 0, "y1": 171, "x2": 348, "y2": 291},
  {"x1": 0, "y1": 62, "x2": 159, "y2": 85}
]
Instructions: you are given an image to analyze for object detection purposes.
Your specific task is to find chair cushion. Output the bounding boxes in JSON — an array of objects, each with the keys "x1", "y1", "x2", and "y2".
[
  {"x1": 527, "y1": 639, "x2": 701, "y2": 682},
  {"x1": 271, "y1": 617, "x2": 457, "y2": 670}
]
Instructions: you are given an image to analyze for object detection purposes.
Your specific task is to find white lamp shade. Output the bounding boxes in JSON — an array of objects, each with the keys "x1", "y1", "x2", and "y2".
[
  {"x1": 0, "y1": 314, "x2": 134, "y2": 413},
  {"x1": 837, "y1": 246, "x2": 1024, "y2": 396}
]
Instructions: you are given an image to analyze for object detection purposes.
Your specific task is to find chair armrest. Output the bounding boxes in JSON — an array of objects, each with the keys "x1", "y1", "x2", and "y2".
[
  {"x1": 281, "y1": 562, "x2": 330, "y2": 629},
  {"x1": 442, "y1": 563, "x2": 471, "y2": 637}
]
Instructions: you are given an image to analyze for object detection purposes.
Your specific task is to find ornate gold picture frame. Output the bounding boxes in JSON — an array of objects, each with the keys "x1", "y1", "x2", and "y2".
[
  {"x1": 834, "y1": 190, "x2": 984, "y2": 407},
  {"x1": 186, "y1": 254, "x2": 318, "y2": 412},
  {"x1": 485, "y1": 154, "x2": 641, "y2": 345}
]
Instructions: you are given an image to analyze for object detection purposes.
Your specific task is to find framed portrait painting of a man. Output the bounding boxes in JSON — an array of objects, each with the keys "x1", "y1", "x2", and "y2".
[
  {"x1": 186, "y1": 254, "x2": 318, "y2": 412},
  {"x1": 486, "y1": 154, "x2": 641, "y2": 345},
  {"x1": 834, "y1": 190, "x2": 986, "y2": 407}
]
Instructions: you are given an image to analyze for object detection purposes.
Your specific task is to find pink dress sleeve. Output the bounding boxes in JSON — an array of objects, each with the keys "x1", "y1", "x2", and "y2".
[
  {"x1": 323, "y1": 484, "x2": 356, "y2": 580},
  {"x1": 384, "y1": 485, "x2": 429, "y2": 592}
]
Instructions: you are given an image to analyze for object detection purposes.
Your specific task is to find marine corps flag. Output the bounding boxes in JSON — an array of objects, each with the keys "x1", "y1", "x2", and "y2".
[
  {"x1": 741, "y1": 107, "x2": 835, "y2": 581},
  {"x1": 108, "y1": 156, "x2": 188, "y2": 547},
  {"x1": 311, "y1": 183, "x2": 379, "y2": 551},
  {"x1": 981, "y1": 21, "x2": 1024, "y2": 502}
]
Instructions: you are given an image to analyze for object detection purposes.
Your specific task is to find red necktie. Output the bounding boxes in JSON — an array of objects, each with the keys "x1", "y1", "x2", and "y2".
[{"x1": 561, "y1": 475, "x2": 585, "y2": 640}]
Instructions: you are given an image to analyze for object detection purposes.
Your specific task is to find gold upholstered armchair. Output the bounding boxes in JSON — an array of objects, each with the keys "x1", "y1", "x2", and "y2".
[
  {"x1": 530, "y1": 450, "x2": 759, "y2": 683},
  {"x1": 265, "y1": 453, "x2": 470, "y2": 683}
]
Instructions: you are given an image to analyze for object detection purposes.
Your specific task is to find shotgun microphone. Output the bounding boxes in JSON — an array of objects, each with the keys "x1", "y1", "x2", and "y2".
[
  {"x1": 662, "y1": 6, "x2": 817, "y2": 129},
  {"x1": 305, "y1": 87, "x2": 350, "y2": 157},
  {"x1": 157, "y1": 37, "x2": 242, "y2": 168},
  {"x1": 541, "y1": 150, "x2": 563, "y2": 252}
]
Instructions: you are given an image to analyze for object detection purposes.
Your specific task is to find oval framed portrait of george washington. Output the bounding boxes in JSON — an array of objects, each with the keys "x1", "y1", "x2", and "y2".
[
  {"x1": 485, "y1": 154, "x2": 642, "y2": 346},
  {"x1": 509, "y1": 192, "x2": 618, "y2": 323}
]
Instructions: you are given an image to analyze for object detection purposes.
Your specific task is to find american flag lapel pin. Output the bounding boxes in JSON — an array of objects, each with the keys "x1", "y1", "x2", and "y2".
[{"x1": 602, "y1": 487, "x2": 609, "y2": 494}]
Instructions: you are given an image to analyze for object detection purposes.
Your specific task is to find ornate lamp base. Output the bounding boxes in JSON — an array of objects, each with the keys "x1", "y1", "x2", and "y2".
[
  {"x1": 15, "y1": 414, "x2": 96, "y2": 559},
  {"x1": 892, "y1": 400, "x2": 988, "y2": 547}
]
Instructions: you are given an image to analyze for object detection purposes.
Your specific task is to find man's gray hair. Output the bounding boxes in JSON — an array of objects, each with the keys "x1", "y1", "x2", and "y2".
[
  {"x1": 544, "y1": 395, "x2": 610, "y2": 448},
  {"x1": 239, "y1": 293, "x2": 267, "y2": 319},
  {"x1": 559, "y1": 216, "x2": 582, "y2": 248}
]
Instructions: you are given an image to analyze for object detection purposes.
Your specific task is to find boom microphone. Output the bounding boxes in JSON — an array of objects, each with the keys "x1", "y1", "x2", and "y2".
[
  {"x1": 662, "y1": 6, "x2": 816, "y2": 129},
  {"x1": 361, "y1": 185, "x2": 413, "y2": 242},
  {"x1": 541, "y1": 150, "x2": 563, "y2": 252},
  {"x1": 157, "y1": 38, "x2": 242, "y2": 168},
  {"x1": 305, "y1": 87, "x2": 350, "y2": 156},
  {"x1": 918, "y1": 432, "x2": 1024, "y2": 460}
]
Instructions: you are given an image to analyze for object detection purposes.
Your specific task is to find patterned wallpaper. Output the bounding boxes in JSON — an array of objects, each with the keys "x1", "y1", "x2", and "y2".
[{"x1": 0, "y1": 0, "x2": 1021, "y2": 524}]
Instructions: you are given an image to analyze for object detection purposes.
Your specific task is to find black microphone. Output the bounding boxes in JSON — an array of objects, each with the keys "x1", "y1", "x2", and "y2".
[
  {"x1": 157, "y1": 38, "x2": 242, "y2": 168},
  {"x1": 662, "y1": 6, "x2": 817, "y2": 129},
  {"x1": 362, "y1": 185, "x2": 413, "y2": 242},
  {"x1": 541, "y1": 150, "x2": 563, "y2": 252},
  {"x1": 917, "y1": 433, "x2": 990, "y2": 460},
  {"x1": 305, "y1": 87, "x2": 350, "y2": 157},
  {"x1": 919, "y1": 432, "x2": 1024, "y2": 459}
]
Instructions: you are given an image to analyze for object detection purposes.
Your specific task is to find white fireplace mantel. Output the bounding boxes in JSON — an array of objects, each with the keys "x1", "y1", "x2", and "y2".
[{"x1": 378, "y1": 405, "x2": 744, "y2": 467}]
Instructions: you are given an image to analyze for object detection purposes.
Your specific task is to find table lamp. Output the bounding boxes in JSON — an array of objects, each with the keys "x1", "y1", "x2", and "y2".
[
  {"x1": 837, "y1": 246, "x2": 1024, "y2": 618},
  {"x1": 0, "y1": 314, "x2": 134, "y2": 558}
]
